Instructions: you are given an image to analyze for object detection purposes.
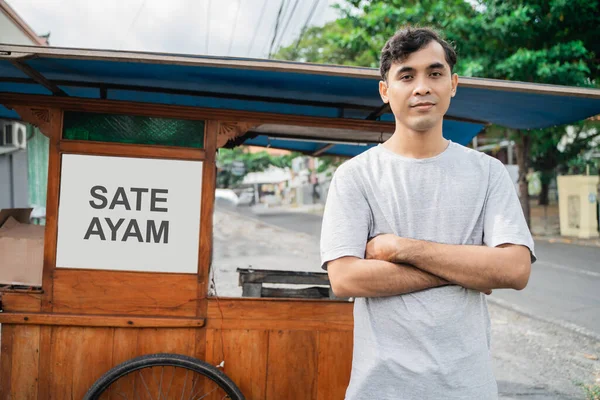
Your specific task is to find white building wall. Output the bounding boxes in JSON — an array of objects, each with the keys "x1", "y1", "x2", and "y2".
[{"x1": 0, "y1": 9, "x2": 38, "y2": 45}]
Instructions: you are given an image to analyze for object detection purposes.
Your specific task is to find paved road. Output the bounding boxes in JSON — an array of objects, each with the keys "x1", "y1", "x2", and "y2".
[
  {"x1": 490, "y1": 240, "x2": 600, "y2": 338},
  {"x1": 235, "y1": 206, "x2": 600, "y2": 337}
]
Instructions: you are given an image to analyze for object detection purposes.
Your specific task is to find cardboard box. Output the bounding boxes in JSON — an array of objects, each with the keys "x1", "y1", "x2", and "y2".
[{"x1": 0, "y1": 208, "x2": 44, "y2": 287}]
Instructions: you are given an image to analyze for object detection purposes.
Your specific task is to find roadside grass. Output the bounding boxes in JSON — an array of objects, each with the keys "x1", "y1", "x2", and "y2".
[{"x1": 575, "y1": 382, "x2": 600, "y2": 400}]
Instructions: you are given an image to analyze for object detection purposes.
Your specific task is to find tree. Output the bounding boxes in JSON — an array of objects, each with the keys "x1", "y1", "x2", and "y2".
[
  {"x1": 216, "y1": 147, "x2": 299, "y2": 188},
  {"x1": 275, "y1": 0, "x2": 600, "y2": 225}
]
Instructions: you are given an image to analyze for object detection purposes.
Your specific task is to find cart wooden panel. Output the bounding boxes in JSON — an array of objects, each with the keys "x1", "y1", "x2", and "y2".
[
  {"x1": 1, "y1": 294, "x2": 353, "y2": 399},
  {"x1": 0, "y1": 96, "x2": 356, "y2": 400}
]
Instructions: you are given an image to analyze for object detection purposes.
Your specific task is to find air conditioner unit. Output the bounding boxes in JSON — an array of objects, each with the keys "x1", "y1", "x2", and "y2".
[{"x1": 1, "y1": 122, "x2": 27, "y2": 150}]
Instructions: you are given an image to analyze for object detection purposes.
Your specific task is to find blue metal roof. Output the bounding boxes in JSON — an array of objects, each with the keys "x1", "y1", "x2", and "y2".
[{"x1": 1, "y1": 44, "x2": 600, "y2": 157}]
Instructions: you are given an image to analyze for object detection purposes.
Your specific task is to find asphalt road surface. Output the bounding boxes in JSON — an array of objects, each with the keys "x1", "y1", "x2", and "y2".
[{"x1": 236, "y1": 205, "x2": 600, "y2": 338}]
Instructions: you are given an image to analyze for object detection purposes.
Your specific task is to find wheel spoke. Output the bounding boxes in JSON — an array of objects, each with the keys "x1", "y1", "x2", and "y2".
[
  {"x1": 158, "y1": 367, "x2": 164, "y2": 400},
  {"x1": 164, "y1": 366, "x2": 175, "y2": 397},
  {"x1": 150, "y1": 366, "x2": 166, "y2": 400},
  {"x1": 138, "y1": 370, "x2": 154, "y2": 400},
  {"x1": 191, "y1": 384, "x2": 220, "y2": 400},
  {"x1": 180, "y1": 369, "x2": 189, "y2": 400},
  {"x1": 186, "y1": 374, "x2": 200, "y2": 400}
]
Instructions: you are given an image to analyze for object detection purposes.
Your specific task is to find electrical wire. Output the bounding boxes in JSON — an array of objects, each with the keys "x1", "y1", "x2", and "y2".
[
  {"x1": 246, "y1": 0, "x2": 270, "y2": 57},
  {"x1": 272, "y1": 0, "x2": 301, "y2": 54},
  {"x1": 267, "y1": 0, "x2": 287, "y2": 58},
  {"x1": 226, "y1": 0, "x2": 243, "y2": 56},
  {"x1": 121, "y1": 0, "x2": 148, "y2": 49},
  {"x1": 292, "y1": 0, "x2": 321, "y2": 52},
  {"x1": 127, "y1": 0, "x2": 148, "y2": 33}
]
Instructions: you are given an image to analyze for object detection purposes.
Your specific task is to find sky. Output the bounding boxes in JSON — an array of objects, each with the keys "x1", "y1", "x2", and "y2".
[{"x1": 6, "y1": 0, "x2": 341, "y2": 59}]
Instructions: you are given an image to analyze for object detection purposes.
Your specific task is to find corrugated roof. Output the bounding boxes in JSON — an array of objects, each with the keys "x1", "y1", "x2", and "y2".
[{"x1": 1, "y1": 44, "x2": 600, "y2": 156}]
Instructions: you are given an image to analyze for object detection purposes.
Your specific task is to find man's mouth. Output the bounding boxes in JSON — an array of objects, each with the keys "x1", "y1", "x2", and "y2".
[{"x1": 411, "y1": 102, "x2": 435, "y2": 110}]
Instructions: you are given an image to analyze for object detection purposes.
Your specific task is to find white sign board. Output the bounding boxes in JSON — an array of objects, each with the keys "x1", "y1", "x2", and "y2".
[{"x1": 56, "y1": 154, "x2": 203, "y2": 273}]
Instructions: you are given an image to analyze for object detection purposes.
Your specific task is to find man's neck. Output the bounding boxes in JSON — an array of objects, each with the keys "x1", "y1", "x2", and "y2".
[{"x1": 383, "y1": 124, "x2": 448, "y2": 159}]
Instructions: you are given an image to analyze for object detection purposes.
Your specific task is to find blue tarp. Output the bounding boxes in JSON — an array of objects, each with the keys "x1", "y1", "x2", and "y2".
[{"x1": 1, "y1": 44, "x2": 599, "y2": 157}]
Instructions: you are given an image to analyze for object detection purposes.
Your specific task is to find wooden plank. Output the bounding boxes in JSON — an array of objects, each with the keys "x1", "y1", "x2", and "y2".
[
  {"x1": 0, "y1": 312, "x2": 205, "y2": 328},
  {"x1": 206, "y1": 329, "x2": 268, "y2": 400},
  {"x1": 71, "y1": 328, "x2": 114, "y2": 400},
  {"x1": 52, "y1": 269, "x2": 198, "y2": 316},
  {"x1": 136, "y1": 328, "x2": 196, "y2": 357},
  {"x1": 49, "y1": 326, "x2": 80, "y2": 397},
  {"x1": 266, "y1": 330, "x2": 318, "y2": 400},
  {"x1": 1, "y1": 94, "x2": 396, "y2": 134},
  {"x1": 198, "y1": 120, "x2": 217, "y2": 302},
  {"x1": 10, "y1": 325, "x2": 40, "y2": 399},
  {"x1": 108, "y1": 328, "x2": 140, "y2": 398},
  {"x1": 38, "y1": 108, "x2": 62, "y2": 398},
  {"x1": 207, "y1": 298, "x2": 354, "y2": 323},
  {"x1": 60, "y1": 140, "x2": 206, "y2": 161},
  {"x1": 0, "y1": 325, "x2": 14, "y2": 399},
  {"x1": 205, "y1": 318, "x2": 352, "y2": 331},
  {"x1": 316, "y1": 331, "x2": 353, "y2": 400},
  {"x1": 36, "y1": 326, "x2": 52, "y2": 398},
  {"x1": 0, "y1": 292, "x2": 42, "y2": 312},
  {"x1": 41, "y1": 108, "x2": 62, "y2": 313}
]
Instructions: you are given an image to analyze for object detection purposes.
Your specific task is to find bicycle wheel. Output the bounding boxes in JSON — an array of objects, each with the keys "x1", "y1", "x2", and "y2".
[{"x1": 84, "y1": 353, "x2": 245, "y2": 400}]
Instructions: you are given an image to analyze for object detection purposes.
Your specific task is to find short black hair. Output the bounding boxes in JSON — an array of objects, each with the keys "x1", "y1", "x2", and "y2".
[{"x1": 380, "y1": 27, "x2": 457, "y2": 81}]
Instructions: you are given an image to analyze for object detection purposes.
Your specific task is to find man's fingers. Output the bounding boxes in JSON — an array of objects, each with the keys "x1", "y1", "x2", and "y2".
[{"x1": 484, "y1": 289, "x2": 492, "y2": 295}]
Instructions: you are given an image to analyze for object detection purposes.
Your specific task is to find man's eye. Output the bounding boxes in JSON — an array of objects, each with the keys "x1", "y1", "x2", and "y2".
[
  {"x1": 400, "y1": 75, "x2": 413, "y2": 80},
  {"x1": 431, "y1": 72, "x2": 442, "y2": 77}
]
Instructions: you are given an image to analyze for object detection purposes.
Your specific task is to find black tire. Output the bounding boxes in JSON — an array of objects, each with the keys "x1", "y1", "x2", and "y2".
[{"x1": 84, "y1": 353, "x2": 245, "y2": 400}]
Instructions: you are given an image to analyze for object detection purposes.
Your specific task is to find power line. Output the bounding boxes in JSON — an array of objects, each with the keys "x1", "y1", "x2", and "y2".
[
  {"x1": 292, "y1": 0, "x2": 321, "y2": 53},
  {"x1": 272, "y1": 0, "x2": 300, "y2": 53},
  {"x1": 128, "y1": 0, "x2": 148, "y2": 32},
  {"x1": 267, "y1": 0, "x2": 287, "y2": 58},
  {"x1": 246, "y1": 0, "x2": 270, "y2": 57},
  {"x1": 260, "y1": 0, "x2": 285, "y2": 58},
  {"x1": 122, "y1": 0, "x2": 148, "y2": 49},
  {"x1": 205, "y1": 0, "x2": 212, "y2": 54},
  {"x1": 227, "y1": 0, "x2": 243, "y2": 56}
]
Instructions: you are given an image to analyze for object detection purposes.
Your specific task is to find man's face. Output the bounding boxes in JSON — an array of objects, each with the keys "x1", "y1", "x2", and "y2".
[{"x1": 379, "y1": 41, "x2": 458, "y2": 133}]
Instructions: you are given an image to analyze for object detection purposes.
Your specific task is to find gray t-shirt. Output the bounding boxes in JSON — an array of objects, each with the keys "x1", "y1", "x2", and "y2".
[{"x1": 320, "y1": 141, "x2": 535, "y2": 400}]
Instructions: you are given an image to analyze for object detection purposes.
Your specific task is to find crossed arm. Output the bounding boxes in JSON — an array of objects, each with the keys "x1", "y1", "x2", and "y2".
[{"x1": 327, "y1": 234, "x2": 531, "y2": 298}]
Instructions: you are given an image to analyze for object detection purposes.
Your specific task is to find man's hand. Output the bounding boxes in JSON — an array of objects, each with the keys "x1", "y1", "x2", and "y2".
[{"x1": 366, "y1": 234, "x2": 402, "y2": 263}]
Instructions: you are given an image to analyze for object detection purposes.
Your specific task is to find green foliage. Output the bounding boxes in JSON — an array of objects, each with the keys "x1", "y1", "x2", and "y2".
[
  {"x1": 275, "y1": 0, "x2": 479, "y2": 72},
  {"x1": 274, "y1": 0, "x2": 600, "y2": 202},
  {"x1": 316, "y1": 155, "x2": 345, "y2": 177},
  {"x1": 216, "y1": 147, "x2": 300, "y2": 188},
  {"x1": 575, "y1": 381, "x2": 600, "y2": 400}
]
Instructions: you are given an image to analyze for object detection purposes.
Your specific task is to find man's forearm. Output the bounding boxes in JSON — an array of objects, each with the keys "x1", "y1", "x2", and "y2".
[
  {"x1": 398, "y1": 239, "x2": 530, "y2": 291},
  {"x1": 327, "y1": 257, "x2": 448, "y2": 298}
]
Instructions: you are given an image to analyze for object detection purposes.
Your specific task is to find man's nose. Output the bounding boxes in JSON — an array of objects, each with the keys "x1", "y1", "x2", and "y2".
[{"x1": 412, "y1": 77, "x2": 431, "y2": 96}]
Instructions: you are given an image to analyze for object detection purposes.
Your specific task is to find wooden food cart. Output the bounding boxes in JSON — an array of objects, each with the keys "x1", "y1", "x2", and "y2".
[{"x1": 0, "y1": 44, "x2": 599, "y2": 399}]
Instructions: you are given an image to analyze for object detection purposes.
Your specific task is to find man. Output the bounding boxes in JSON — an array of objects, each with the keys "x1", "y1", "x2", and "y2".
[{"x1": 320, "y1": 27, "x2": 535, "y2": 400}]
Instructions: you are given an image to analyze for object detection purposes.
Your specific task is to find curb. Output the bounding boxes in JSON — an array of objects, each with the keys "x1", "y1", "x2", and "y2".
[
  {"x1": 533, "y1": 235, "x2": 600, "y2": 248},
  {"x1": 487, "y1": 297, "x2": 600, "y2": 342},
  {"x1": 216, "y1": 207, "x2": 317, "y2": 241}
]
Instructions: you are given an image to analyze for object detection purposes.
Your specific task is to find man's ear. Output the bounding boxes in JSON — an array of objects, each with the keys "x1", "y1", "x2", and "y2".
[
  {"x1": 379, "y1": 80, "x2": 389, "y2": 103},
  {"x1": 451, "y1": 73, "x2": 458, "y2": 98}
]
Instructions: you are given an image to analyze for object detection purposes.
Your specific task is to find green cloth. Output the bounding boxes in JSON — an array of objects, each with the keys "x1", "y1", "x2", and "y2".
[{"x1": 27, "y1": 125, "x2": 49, "y2": 223}]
